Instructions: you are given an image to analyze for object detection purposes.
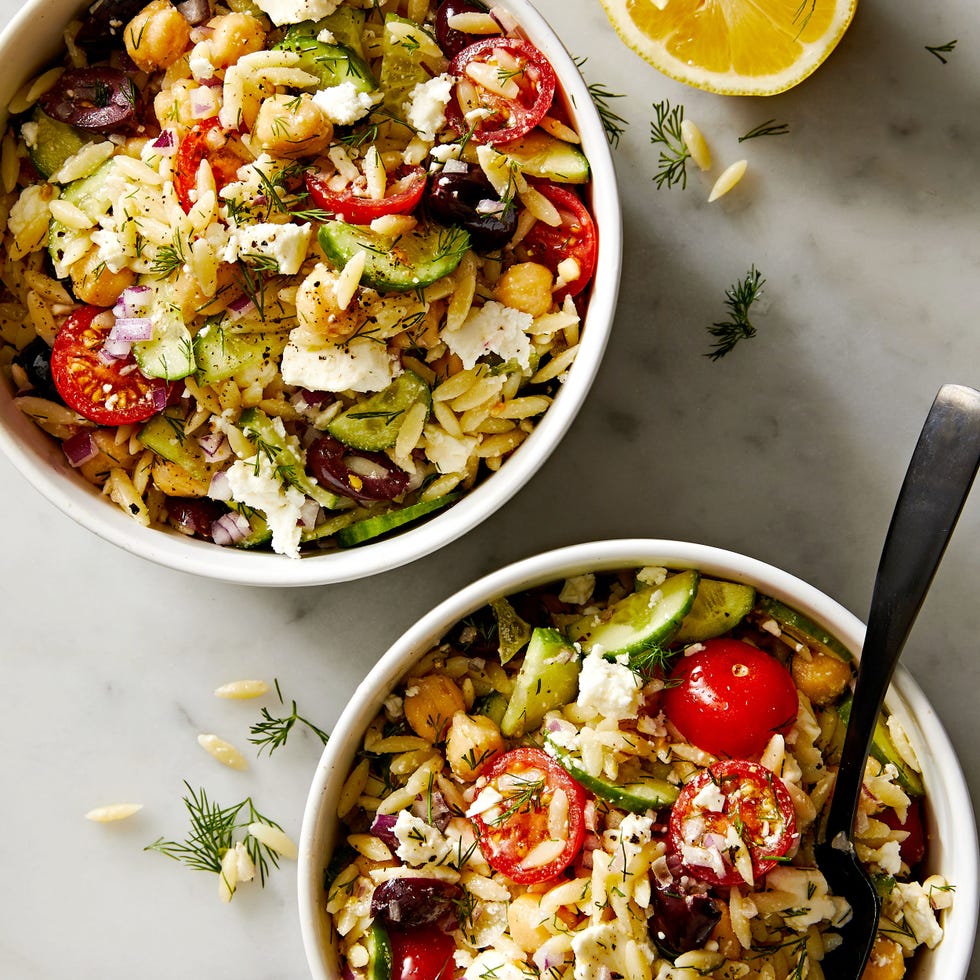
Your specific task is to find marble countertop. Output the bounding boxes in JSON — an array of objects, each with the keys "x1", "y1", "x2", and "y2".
[{"x1": 1, "y1": 0, "x2": 977, "y2": 977}]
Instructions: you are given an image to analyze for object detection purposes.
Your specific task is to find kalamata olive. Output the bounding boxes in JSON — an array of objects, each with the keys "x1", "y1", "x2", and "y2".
[
  {"x1": 370, "y1": 877, "x2": 463, "y2": 930},
  {"x1": 13, "y1": 337, "x2": 58, "y2": 400},
  {"x1": 435, "y1": 0, "x2": 494, "y2": 58},
  {"x1": 73, "y1": 0, "x2": 149, "y2": 55},
  {"x1": 167, "y1": 498, "x2": 228, "y2": 538},
  {"x1": 307, "y1": 434, "x2": 410, "y2": 503},
  {"x1": 39, "y1": 68, "x2": 140, "y2": 135},
  {"x1": 648, "y1": 867, "x2": 722, "y2": 956},
  {"x1": 424, "y1": 164, "x2": 517, "y2": 253}
]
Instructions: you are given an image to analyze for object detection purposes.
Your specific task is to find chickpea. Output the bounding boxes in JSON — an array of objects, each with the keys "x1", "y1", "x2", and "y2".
[
  {"x1": 445, "y1": 711, "x2": 504, "y2": 782},
  {"x1": 124, "y1": 0, "x2": 192, "y2": 72},
  {"x1": 206, "y1": 12, "x2": 267, "y2": 69},
  {"x1": 403, "y1": 675, "x2": 466, "y2": 742},
  {"x1": 861, "y1": 936, "x2": 907, "y2": 980},
  {"x1": 252, "y1": 94, "x2": 333, "y2": 160},
  {"x1": 792, "y1": 649, "x2": 853, "y2": 706},
  {"x1": 493, "y1": 261, "x2": 554, "y2": 317},
  {"x1": 506, "y1": 893, "x2": 552, "y2": 952},
  {"x1": 70, "y1": 250, "x2": 137, "y2": 307},
  {"x1": 153, "y1": 78, "x2": 199, "y2": 131}
]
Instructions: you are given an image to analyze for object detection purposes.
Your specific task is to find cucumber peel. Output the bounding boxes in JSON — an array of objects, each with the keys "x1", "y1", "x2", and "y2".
[
  {"x1": 335, "y1": 492, "x2": 461, "y2": 547},
  {"x1": 567, "y1": 569, "x2": 700, "y2": 657},
  {"x1": 838, "y1": 697, "x2": 925, "y2": 797},
  {"x1": 673, "y1": 578, "x2": 756, "y2": 643},
  {"x1": 756, "y1": 595, "x2": 852, "y2": 661}
]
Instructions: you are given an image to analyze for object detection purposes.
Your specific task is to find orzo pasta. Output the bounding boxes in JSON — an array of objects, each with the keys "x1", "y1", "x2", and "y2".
[
  {"x1": 323, "y1": 567, "x2": 951, "y2": 980},
  {"x1": 0, "y1": 0, "x2": 597, "y2": 556}
]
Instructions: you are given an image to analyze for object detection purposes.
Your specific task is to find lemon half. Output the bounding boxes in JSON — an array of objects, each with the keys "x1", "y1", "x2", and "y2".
[{"x1": 598, "y1": 0, "x2": 858, "y2": 96}]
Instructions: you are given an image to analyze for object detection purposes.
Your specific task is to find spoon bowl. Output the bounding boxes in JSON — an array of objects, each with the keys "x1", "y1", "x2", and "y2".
[{"x1": 815, "y1": 383, "x2": 980, "y2": 978}]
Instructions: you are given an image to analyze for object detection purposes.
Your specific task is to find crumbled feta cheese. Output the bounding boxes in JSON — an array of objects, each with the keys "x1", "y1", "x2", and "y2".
[
  {"x1": 404, "y1": 73, "x2": 454, "y2": 142},
  {"x1": 465, "y1": 785, "x2": 504, "y2": 818},
  {"x1": 313, "y1": 82, "x2": 379, "y2": 125},
  {"x1": 464, "y1": 951, "x2": 527, "y2": 980},
  {"x1": 20, "y1": 121, "x2": 39, "y2": 149},
  {"x1": 444, "y1": 300, "x2": 533, "y2": 371},
  {"x1": 252, "y1": 0, "x2": 340, "y2": 26},
  {"x1": 886, "y1": 881, "x2": 945, "y2": 948},
  {"x1": 430, "y1": 143, "x2": 463, "y2": 163},
  {"x1": 316, "y1": 28, "x2": 336, "y2": 43},
  {"x1": 636, "y1": 565, "x2": 668, "y2": 587},
  {"x1": 224, "y1": 453, "x2": 306, "y2": 559},
  {"x1": 281, "y1": 335, "x2": 402, "y2": 393},
  {"x1": 393, "y1": 810, "x2": 454, "y2": 867},
  {"x1": 576, "y1": 646, "x2": 640, "y2": 723},
  {"x1": 559, "y1": 573, "x2": 596, "y2": 605},
  {"x1": 691, "y1": 780, "x2": 727, "y2": 813},
  {"x1": 222, "y1": 221, "x2": 311, "y2": 275}
]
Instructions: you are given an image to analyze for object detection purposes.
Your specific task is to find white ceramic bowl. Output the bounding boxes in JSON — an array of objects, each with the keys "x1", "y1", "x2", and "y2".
[
  {"x1": 0, "y1": 0, "x2": 621, "y2": 587},
  {"x1": 298, "y1": 539, "x2": 978, "y2": 980}
]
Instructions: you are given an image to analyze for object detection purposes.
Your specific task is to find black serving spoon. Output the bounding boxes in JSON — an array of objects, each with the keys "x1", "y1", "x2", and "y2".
[{"x1": 815, "y1": 383, "x2": 980, "y2": 978}]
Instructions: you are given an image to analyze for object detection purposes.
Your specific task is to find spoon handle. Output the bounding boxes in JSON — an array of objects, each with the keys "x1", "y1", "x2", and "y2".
[{"x1": 824, "y1": 383, "x2": 980, "y2": 843}]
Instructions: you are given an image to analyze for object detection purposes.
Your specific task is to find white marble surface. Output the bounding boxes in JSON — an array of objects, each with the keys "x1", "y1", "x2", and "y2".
[{"x1": 1, "y1": 0, "x2": 978, "y2": 977}]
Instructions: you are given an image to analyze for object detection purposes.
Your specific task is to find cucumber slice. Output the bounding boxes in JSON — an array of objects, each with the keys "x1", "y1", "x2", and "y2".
[
  {"x1": 194, "y1": 323, "x2": 289, "y2": 385},
  {"x1": 755, "y1": 595, "x2": 852, "y2": 662},
  {"x1": 547, "y1": 741, "x2": 679, "y2": 812},
  {"x1": 473, "y1": 690, "x2": 509, "y2": 728},
  {"x1": 48, "y1": 158, "x2": 118, "y2": 271},
  {"x1": 309, "y1": 7, "x2": 368, "y2": 58},
  {"x1": 379, "y1": 13, "x2": 434, "y2": 113},
  {"x1": 567, "y1": 569, "x2": 700, "y2": 658},
  {"x1": 326, "y1": 370, "x2": 431, "y2": 450},
  {"x1": 500, "y1": 130, "x2": 590, "y2": 185},
  {"x1": 27, "y1": 108, "x2": 92, "y2": 180},
  {"x1": 318, "y1": 221, "x2": 470, "y2": 292},
  {"x1": 133, "y1": 303, "x2": 195, "y2": 381},
  {"x1": 137, "y1": 407, "x2": 211, "y2": 483},
  {"x1": 489, "y1": 596, "x2": 532, "y2": 665},
  {"x1": 365, "y1": 922, "x2": 393, "y2": 980},
  {"x1": 500, "y1": 627, "x2": 580, "y2": 738},
  {"x1": 335, "y1": 492, "x2": 461, "y2": 546},
  {"x1": 238, "y1": 407, "x2": 345, "y2": 509},
  {"x1": 673, "y1": 578, "x2": 756, "y2": 643},
  {"x1": 838, "y1": 697, "x2": 925, "y2": 797},
  {"x1": 275, "y1": 28, "x2": 376, "y2": 93}
]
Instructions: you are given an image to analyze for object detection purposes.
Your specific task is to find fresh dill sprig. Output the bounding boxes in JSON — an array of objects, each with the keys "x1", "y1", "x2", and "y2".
[
  {"x1": 627, "y1": 643, "x2": 674, "y2": 682},
  {"x1": 248, "y1": 678, "x2": 330, "y2": 755},
  {"x1": 574, "y1": 56, "x2": 628, "y2": 148},
  {"x1": 739, "y1": 119, "x2": 790, "y2": 142},
  {"x1": 149, "y1": 234, "x2": 187, "y2": 278},
  {"x1": 925, "y1": 39, "x2": 957, "y2": 63},
  {"x1": 488, "y1": 772, "x2": 546, "y2": 826},
  {"x1": 650, "y1": 99, "x2": 690, "y2": 189},
  {"x1": 145, "y1": 783, "x2": 286, "y2": 886},
  {"x1": 705, "y1": 266, "x2": 765, "y2": 360}
]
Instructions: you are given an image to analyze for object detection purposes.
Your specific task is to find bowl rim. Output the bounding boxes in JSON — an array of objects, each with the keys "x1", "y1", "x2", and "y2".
[
  {"x1": 0, "y1": 0, "x2": 622, "y2": 587},
  {"x1": 297, "y1": 537, "x2": 979, "y2": 980}
]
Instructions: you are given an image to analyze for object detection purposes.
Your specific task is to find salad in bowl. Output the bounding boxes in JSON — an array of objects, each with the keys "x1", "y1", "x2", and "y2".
[
  {"x1": 299, "y1": 541, "x2": 976, "y2": 980},
  {"x1": 0, "y1": 0, "x2": 617, "y2": 582}
]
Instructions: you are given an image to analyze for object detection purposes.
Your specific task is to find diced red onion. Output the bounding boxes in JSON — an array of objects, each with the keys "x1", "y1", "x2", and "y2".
[
  {"x1": 370, "y1": 812, "x2": 400, "y2": 852},
  {"x1": 211, "y1": 510, "x2": 251, "y2": 546},
  {"x1": 180, "y1": 0, "x2": 213, "y2": 26},
  {"x1": 150, "y1": 130, "x2": 177, "y2": 156},
  {"x1": 476, "y1": 198, "x2": 506, "y2": 216},
  {"x1": 99, "y1": 338, "x2": 131, "y2": 362},
  {"x1": 208, "y1": 469, "x2": 232, "y2": 501},
  {"x1": 190, "y1": 86, "x2": 218, "y2": 119},
  {"x1": 227, "y1": 294, "x2": 256, "y2": 321},
  {"x1": 197, "y1": 430, "x2": 227, "y2": 461},
  {"x1": 150, "y1": 385, "x2": 169, "y2": 413},
  {"x1": 411, "y1": 790, "x2": 452, "y2": 831},
  {"x1": 112, "y1": 285, "x2": 153, "y2": 318},
  {"x1": 442, "y1": 158, "x2": 468, "y2": 174},
  {"x1": 488, "y1": 6, "x2": 517, "y2": 31},
  {"x1": 298, "y1": 496, "x2": 320, "y2": 528},
  {"x1": 199, "y1": 75, "x2": 222, "y2": 88},
  {"x1": 62, "y1": 429, "x2": 98, "y2": 468},
  {"x1": 109, "y1": 316, "x2": 154, "y2": 342}
]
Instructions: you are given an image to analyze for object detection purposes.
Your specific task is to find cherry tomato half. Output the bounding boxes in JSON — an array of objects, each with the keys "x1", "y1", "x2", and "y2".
[
  {"x1": 880, "y1": 797, "x2": 926, "y2": 868},
  {"x1": 669, "y1": 760, "x2": 799, "y2": 888},
  {"x1": 50, "y1": 306, "x2": 171, "y2": 426},
  {"x1": 446, "y1": 37, "x2": 556, "y2": 145},
  {"x1": 468, "y1": 746, "x2": 585, "y2": 884},
  {"x1": 662, "y1": 638, "x2": 799, "y2": 759},
  {"x1": 519, "y1": 182, "x2": 597, "y2": 301},
  {"x1": 388, "y1": 925, "x2": 455, "y2": 980},
  {"x1": 305, "y1": 166, "x2": 427, "y2": 224},
  {"x1": 174, "y1": 117, "x2": 244, "y2": 213}
]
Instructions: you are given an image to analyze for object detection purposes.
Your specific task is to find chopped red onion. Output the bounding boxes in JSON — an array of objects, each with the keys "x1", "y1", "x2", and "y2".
[
  {"x1": 227, "y1": 294, "x2": 256, "y2": 321},
  {"x1": 150, "y1": 385, "x2": 168, "y2": 412},
  {"x1": 180, "y1": 0, "x2": 213, "y2": 25},
  {"x1": 150, "y1": 130, "x2": 176, "y2": 156},
  {"x1": 298, "y1": 496, "x2": 320, "y2": 528},
  {"x1": 109, "y1": 316, "x2": 154, "y2": 342},
  {"x1": 190, "y1": 86, "x2": 218, "y2": 119},
  {"x1": 112, "y1": 284, "x2": 153, "y2": 317},
  {"x1": 197, "y1": 430, "x2": 227, "y2": 461},
  {"x1": 476, "y1": 198, "x2": 506, "y2": 216},
  {"x1": 99, "y1": 338, "x2": 131, "y2": 362},
  {"x1": 208, "y1": 469, "x2": 232, "y2": 501},
  {"x1": 211, "y1": 510, "x2": 251, "y2": 546},
  {"x1": 62, "y1": 430, "x2": 98, "y2": 468}
]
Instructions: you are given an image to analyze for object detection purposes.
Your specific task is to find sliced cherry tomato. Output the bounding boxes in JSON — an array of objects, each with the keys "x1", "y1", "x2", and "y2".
[
  {"x1": 468, "y1": 746, "x2": 585, "y2": 884},
  {"x1": 50, "y1": 306, "x2": 170, "y2": 426},
  {"x1": 174, "y1": 117, "x2": 244, "y2": 213},
  {"x1": 387, "y1": 926, "x2": 455, "y2": 980},
  {"x1": 662, "y1": 638, "x2": 799, "y2": 759},
  {"x1": 519, "y1": 182, "x2": 597, "y2": 301},
  {"x1": 446, "y1": 37, "x2": 556, "y2": 145},
  {"x1": 880, "y1": 798, "x2": 926, "y2": 868},
  {"x1": 305, "y1": 166, "x2": 427, "y2": 224},
  {"x1": 670, "y1": 760, "x2": 799, "y2": 888}
]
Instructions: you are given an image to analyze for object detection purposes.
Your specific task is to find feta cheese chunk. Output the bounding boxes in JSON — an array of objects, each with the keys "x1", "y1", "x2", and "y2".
[
  {"x1": 222, "y1": 222, "x2": 311, "y2": 276},
  {"x1": 252, "y1": 0, "x2": 340, "y2": 26},
  {"x1": 576, "y1": 646, "x2": 640, "y2": 723},
  {"x1": 444, "y1": 300, "x2": 533, "y2": 371},
  {"x1": 313, "y1": 82, "x2": 379, "y2": 126},
  {"x1": 281, "y1": 335, "x2": 402, "y2": 393},
  {"x1": 404, "y1": 73, "x2": 454, "y2": 142},
  {"x1": 393, "y1": 810, "x2": 454, "y2": 867},
  {"x1": 224, "y1": 453, "x2": 306, "y2": 559}
]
